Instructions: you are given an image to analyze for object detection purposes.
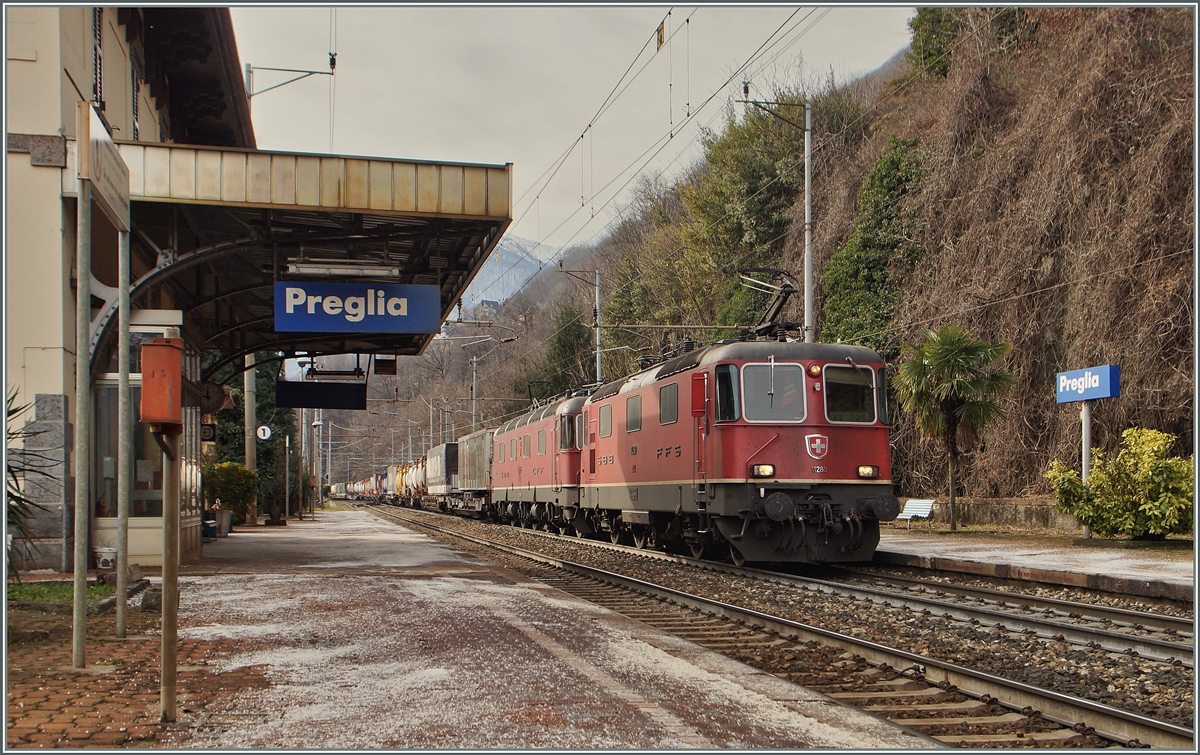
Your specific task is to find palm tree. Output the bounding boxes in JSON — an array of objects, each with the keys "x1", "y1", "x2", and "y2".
[
  {"x1": 893, "y1": 325, "x2": 1016, "y2": 530},
  {"x1": 7, "y1": 388, "x2": 50, "y2": 580}
]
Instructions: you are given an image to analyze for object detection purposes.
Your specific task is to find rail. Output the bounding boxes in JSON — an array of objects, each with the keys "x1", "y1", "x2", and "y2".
[{"x1": 374, "y1": 506, "x2": 1193, "y2": 749}]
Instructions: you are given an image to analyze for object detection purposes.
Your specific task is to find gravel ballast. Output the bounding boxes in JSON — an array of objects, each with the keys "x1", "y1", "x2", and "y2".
[{"x1": 383, "y1": 507, "x2": 1195, "y2": 730}]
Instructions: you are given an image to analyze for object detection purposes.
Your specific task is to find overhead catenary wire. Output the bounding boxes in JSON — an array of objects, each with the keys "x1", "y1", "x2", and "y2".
[
  {"x1": 514, "y1": 7, "x2": 705, "y2": 226},
  {"x1": 512, "y1": 8, "x2": 679, "y2": 214},
  {"x1": 505, "y1": 7, "x2": 816, "y2": 280},
  {"x1": 470, "y1": 7, "x2": 829, "y2": 378},
  {"x1": 474, "y1": 8, "x2": 1035, "y2": 395},
  {"x1": 435, "y1": 10, "x2": 1186, "y2": 435},
  {"x1": 472, "y1": 7, "x2": 810, "y2": 303}
]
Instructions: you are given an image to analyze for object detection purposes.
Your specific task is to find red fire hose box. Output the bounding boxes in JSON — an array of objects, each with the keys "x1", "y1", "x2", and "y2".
[{"x1": 140, "y1": 337, "x2": 184, "y2": 428}]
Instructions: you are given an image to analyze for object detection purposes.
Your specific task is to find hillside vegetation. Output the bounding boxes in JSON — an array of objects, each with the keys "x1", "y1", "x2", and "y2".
[
  {"x1": 343, "y1": 8, "x2": 1191, "y2": 499},
  {"x1": 514, "y1": 6, "x2": 1192, "y2": 499}
]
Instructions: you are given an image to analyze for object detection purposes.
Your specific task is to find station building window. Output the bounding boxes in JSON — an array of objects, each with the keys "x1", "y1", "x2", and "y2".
[{"x1": 93, "y1": 335, "x2": 202, "y2": 521}]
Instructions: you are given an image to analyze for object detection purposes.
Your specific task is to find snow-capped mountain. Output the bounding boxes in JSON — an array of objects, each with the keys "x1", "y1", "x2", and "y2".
[{"x1": 461, "y1": 235, "x2": 559, "y2": 310}]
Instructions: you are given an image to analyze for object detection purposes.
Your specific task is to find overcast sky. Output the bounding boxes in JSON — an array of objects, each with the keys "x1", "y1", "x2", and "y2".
[{"x1": 231, "y1": 5, "x2": 915, "y2": 255}]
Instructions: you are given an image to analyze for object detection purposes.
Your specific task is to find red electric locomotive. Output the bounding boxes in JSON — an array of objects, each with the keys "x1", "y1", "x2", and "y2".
[
  {"x1": 491, "y1": 394, "x2": 587, "y2": 528},
  {"x1": 385, "y1": 273, "x2": 897, "y2": 564},
  {"x1": 570, "y1": 338, "x2": 899, "y2": 564}
]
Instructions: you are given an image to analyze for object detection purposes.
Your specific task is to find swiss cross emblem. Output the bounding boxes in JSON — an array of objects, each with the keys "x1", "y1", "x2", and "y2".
[{"x1": 806, "y1": 434, "x2": 829, "y2": 460}]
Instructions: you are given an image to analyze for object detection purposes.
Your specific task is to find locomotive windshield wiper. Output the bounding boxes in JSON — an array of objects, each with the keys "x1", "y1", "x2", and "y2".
[
  {"x1": 768, "y1": 354, "x2": 776, "y2": 397},
  {"x1": 845, "y1": 356, "x2": 873, "y2": 383}
]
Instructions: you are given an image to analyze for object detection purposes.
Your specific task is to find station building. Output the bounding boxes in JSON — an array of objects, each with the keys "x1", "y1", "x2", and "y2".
[{"x1": 6, "y1": 6, "x2": 511, "y2": 571}]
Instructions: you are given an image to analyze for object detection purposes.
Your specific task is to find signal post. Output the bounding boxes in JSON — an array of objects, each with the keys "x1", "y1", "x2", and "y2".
[{"x1": 139, "y1": 331, "x2": 184, "y2": 723}]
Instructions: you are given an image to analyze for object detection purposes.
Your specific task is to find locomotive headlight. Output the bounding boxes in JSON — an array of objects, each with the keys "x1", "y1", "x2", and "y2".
[
  {"x1": 807, "y1": 363, "x2": 822, "y2": 377},
  {"x1": 750, "y1": 464, "x2": 776, "y2": 478},
  {"x1": 857, "y1": 465, "x2": 880, "y2": 479}
]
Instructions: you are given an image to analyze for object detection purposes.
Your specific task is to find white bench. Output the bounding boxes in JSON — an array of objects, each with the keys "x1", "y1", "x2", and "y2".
[{"x1": 896, "y1": 499, "x2": 935, "y2": 529}]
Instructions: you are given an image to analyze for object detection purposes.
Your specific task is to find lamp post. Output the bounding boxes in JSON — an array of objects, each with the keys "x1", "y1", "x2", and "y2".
[
  {"x1": 311, "y1": 417, "x2": 323, "y2": 514},
  {"x1": 284, "y1": 434, "x2": 290, "y2": 520},
  {"x1": 346, "y1": 457, "x2": 364, "y2": 484},
  {"x1": 462, "y1": 334, "x2": 517, "y2": 432},
  {"x1": 559, "y1": 264, "x2": 602, "y2": 384}
]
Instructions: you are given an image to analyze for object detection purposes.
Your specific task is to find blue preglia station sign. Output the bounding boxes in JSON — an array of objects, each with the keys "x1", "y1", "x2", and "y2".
[
  {"x1": 274, "y1": 282, "x2": 441, "y2": 333},
  {"x1": 1055, "y1": 364, "x2": 1120, "y2": 403}
]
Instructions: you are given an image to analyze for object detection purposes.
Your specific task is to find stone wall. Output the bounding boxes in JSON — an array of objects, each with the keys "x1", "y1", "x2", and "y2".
[
  {"x1": 10, "y1": 394, "x2": 71, "y2": 571},
  {"x1": 929, "y1": 497, "x2": 1081, "y2": 531}
]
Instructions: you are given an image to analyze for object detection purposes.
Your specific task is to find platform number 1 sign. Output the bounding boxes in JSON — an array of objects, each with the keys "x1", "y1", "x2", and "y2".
[{"x1": 256, "y1": 425, "x2": 272, "y2": 441}]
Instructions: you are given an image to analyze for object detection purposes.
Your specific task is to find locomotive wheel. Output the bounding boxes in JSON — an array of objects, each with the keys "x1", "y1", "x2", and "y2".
[
  {"x1": 633, "y1": 526, "x2": 660, "y2": 550},
  {"x1": 610, "y1": 528, "x2": 623, "y2": 545},
  {"x1": 688, "y1": 542, "x2": 706, "y2": 559},
  {"x1": 729, "y1": 543, "x2": 747, "y2": 567}
]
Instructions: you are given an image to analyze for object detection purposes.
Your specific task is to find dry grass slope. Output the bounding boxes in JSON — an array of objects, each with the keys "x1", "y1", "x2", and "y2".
[{"x1": 797, "y1": 7, "x2": 1193, "y2": 497}]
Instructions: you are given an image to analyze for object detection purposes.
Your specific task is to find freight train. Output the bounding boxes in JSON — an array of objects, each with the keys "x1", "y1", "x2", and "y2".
[{"x1": 351, "y1": 336, "x2": 900, "y2": 565}]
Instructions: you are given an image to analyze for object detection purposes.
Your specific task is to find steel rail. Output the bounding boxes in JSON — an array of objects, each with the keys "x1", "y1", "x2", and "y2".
[
  {"x1": 833, "y1": 567, "x2": 1194, "y2": 635},
  {"x1": 388, "y1": 506, "x2": 1193, "y2": 664},
  {"x1": 743, "y1": 574, "x2": 1195, "y2": 668},
  {"x1": 377, "y1": 507, "x2": 1194, "y2": 749}
]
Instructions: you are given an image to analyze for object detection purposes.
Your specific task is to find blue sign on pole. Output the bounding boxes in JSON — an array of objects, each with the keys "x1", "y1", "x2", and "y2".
[
  {"x1": 1055, "y1": 364, "x2": 1120, "y2": 403},
  {"x1": 274, "y1": 282, "x2": 442, "y2": 333}
]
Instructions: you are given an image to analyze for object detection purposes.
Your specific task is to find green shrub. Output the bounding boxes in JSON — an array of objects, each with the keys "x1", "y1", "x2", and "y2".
[
  {"x1": 907, "y1": 8, "x2": 961, "y2": 79},
  {"x1": 202, "y1": 462, "x2": 258, "y2": 525},
  {"x1": 822, "y1": 136, "x2": 921, "y2": 356},
  {"x1": 1046, "y1": 428, "x2": 1193, "y2": 538}
]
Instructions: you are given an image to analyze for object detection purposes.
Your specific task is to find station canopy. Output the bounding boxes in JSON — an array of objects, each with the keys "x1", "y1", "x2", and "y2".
[{"x1": 85, "y1": 142, "x2": 511, "y2": 382}]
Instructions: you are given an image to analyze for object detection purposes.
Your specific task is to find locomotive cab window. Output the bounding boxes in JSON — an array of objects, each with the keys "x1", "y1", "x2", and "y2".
[
  {"x1": 560, "y1": 415, "x2": 576, "y2": 450},
  {"x1": 742, "y1": 363, "x2": 804, "y2": 422},
  {"x1": 659, "y1": 382, "x2": 678, "y2": 424},
  {"x1": 576, "y1": 413, "x2": 585, "y2": 449},
  {"x1": 715, "y1": 364, "x2": 740, "y2": 421},
  {"x1": 626, "y1": 394, "x2": 642, "y2": 432},
  {"x1": 599, "y1": 404, "x2": 612, "y2": 438},
  {"x1": 876, "y1": 366, "x2": 890, "y2": 425},
  {"x1": 824, "y1": 365, "x2": 876, "y2": 423},
  {"x1": 538, "y1": 429, "x2": 546, "y2": 455}
]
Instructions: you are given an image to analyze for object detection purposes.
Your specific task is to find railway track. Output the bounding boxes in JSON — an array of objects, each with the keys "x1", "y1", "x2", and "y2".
[
  {"x1": 365, "y1": 504, "x2": 1194, "y2": 748},
  {"x1": 373, "y1": 503, "x2": 1193, "y2": 666},
  {"x1": 826, "y1": 568, "x2": 1193, "y2": 667}
]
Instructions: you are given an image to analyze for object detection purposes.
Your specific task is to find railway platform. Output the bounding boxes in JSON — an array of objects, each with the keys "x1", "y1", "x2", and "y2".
[
  {"x1": 7, "y1": 511, "x2": 936, "y2": 749},
  {"x1": 877, "y1": 528, "x2": 1194, "y2": 602}
]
